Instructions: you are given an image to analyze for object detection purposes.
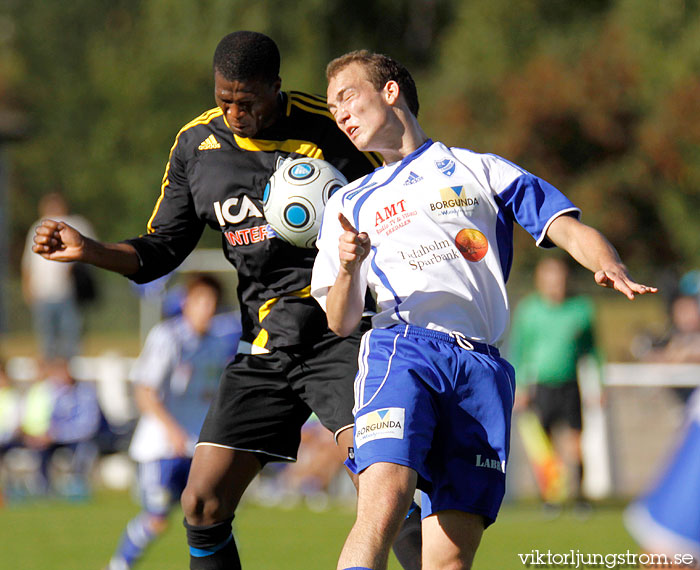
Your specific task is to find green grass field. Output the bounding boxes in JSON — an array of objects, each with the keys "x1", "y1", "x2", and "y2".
[{"x1": 0, "y1": 490, "x2": 640, "y2": 570}]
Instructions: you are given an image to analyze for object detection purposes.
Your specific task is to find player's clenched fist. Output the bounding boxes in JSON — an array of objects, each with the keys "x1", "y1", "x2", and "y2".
[
  {"x1": 32, "y1": 219, "x2": 85, "y2": 262},
  {"x1": 337, "y1": 213, "x2": 371, "y2": 273}
]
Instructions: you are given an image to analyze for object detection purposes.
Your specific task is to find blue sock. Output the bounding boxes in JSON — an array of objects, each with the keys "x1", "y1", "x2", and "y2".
[
  {"x1": 342, "y1": 567, "x2": 373, "y2": 570},
  {"x1": 109, "y1": 512, "x2": 157, "y2": 568},
  {"x1": 406, "y1": 500, "x2": 419, "y2": 518}
]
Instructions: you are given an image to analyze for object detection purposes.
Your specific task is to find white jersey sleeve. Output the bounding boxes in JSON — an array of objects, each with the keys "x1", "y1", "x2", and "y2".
[
  {"x1": 312, "y1": 182, "x2": 371, "y2": 311},
  {"x1": 128, "y1": 321, "x2": 178, "y2": 390}
]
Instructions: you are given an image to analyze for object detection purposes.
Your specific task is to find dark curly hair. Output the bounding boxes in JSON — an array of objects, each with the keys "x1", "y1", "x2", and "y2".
[{"x1": 213, "y1": 31, "x2": 280, "y2": 84}]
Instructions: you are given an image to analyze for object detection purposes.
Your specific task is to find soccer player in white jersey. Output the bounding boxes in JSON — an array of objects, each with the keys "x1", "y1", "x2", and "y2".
[
  {"x1": 312, "y1": 50, "x2": 658, "y2": 570},
  {"x1": 106, "y1": 274, "x2": 240, "y2": 570}
]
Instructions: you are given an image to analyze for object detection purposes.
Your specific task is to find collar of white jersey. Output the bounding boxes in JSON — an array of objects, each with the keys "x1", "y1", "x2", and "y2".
[
  {"x1": 343, "y1": 139, "x2": 436, "y2": 230},
  {"x1": 384, "y1": 138, "x2": 434, "y2": 168},
  {"x1": 341, "y1": 137, "x2": 435, "y2": 203}
]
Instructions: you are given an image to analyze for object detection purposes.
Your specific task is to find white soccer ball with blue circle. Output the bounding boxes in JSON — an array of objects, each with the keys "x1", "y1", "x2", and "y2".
[{"x1": 263, "y1": 157, "x2": 348, "y2": 248}]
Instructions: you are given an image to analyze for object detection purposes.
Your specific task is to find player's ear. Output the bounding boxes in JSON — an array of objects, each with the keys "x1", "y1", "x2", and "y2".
[
  {"x1": 383, "y1": 80, "x2": 400, "y2": 106},
  {"x1": 272, "y1": 76, "x2": 282, "y2": 95}
]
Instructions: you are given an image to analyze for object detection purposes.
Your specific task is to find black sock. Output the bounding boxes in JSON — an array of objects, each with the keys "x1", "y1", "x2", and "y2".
[
  {"x1": 184, "y1": 516, "x2": 241, "y2": 570},
  {"x1": 392, "y1": 503, "x2": 422, "y2": 570}
]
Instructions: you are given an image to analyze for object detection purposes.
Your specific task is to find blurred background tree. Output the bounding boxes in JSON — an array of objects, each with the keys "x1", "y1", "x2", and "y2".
[{"x1": 1, "y1": 0, "x2": 697, "y2": 350}]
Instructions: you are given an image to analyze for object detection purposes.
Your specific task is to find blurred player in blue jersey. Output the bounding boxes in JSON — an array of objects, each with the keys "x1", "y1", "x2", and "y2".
[
  {"x1": 106, "y1": 274, "x2": 240, "y2": 570},
  {"x1": 624, "y1": 387, "x2": 700, "y2": 564},
  {"x1": 625, "y1": 295, "x2": 700, "y2": 564},
  {"x1": 313, "y1": 50, "x2": 657, "y2": 570}
]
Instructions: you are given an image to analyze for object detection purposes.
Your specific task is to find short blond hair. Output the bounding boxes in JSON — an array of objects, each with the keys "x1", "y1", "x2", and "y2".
[{"x1": 326, "y1": 50, "x2": 419, "y2": 117}]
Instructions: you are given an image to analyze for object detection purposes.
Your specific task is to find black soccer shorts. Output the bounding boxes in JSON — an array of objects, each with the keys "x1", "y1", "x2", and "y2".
[
  {"x1": 531, "y1": 379, "x2": 583, "y2": 433},
  {"x1": 197, "y1": 320, "x2": 369, "y2": 464}
]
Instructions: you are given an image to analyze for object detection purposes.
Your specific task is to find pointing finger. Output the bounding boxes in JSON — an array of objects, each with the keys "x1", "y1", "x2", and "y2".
[{"x1": 338, "y1": 213, "x2": 358, "y2": 235}]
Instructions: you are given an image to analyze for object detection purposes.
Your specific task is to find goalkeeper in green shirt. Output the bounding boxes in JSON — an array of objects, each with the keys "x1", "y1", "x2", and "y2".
[{"x1": 510, "y1": 257, "x2": 601, "y2": 508}]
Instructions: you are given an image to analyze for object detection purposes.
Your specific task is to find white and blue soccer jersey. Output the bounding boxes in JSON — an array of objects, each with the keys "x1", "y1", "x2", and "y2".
[
  {"x1": 312, "y1": 139, "x2": 580, "y2": 347},
  {"x1": 128, "y1": 313, "x2": 240, "y2": 463}
]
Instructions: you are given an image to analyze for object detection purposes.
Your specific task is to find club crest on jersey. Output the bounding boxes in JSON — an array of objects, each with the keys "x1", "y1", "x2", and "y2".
[
  {"x1": 355, "y1": 408, "x2": 405, "y2": 448},
  {"x1": 430, "y1": 186, "x2": 480, "y2": 217},
  {"x1": 435, "y1": 158, "x2": 456, "y2": 177}
]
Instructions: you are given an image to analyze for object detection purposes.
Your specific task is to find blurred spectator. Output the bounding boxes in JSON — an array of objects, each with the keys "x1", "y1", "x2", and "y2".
[
  {"x1": 21, "y1": 192, "x2": 97, "y2": 360},
  {"x1": 679, "y1": 270, "x2": 700, "y2": 298},
  {"x1": 643, "y1": 295, "x2": 700, "y2": 365},
  {"x1": 637, "y1": 294, "x2": 700, "y2": 405},
  {"x1": 0, "y1": 361, "x2": 22, "y2": 504},
  {"x1": 106, "y1": 274, "x2": 240, "y2": 570},
  {"x1": 624, "y1": 387, "x2": 700, "y2": 565},
  {"x1": 18, "y1": 357, "x2": 102, "y2": 497},
  {"x1": 0, "y1": 361, "x2": 21, "y2": 451},
  {"x1": 510, "y1": 257, "x2": 600, "y2": 509}
]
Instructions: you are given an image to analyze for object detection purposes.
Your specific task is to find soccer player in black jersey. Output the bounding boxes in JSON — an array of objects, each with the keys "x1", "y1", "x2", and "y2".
[{"x1": 32, "y1": 31, "x2": 422, "y2": 570}]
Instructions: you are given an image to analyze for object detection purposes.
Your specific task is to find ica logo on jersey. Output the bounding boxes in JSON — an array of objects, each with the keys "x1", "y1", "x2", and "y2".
[
  {"x1": 213, "y1": 195, "x2": 263, "y2": 226},
  {"x1": 214, "y1": 196, "x2": 274, "y2": 248}
]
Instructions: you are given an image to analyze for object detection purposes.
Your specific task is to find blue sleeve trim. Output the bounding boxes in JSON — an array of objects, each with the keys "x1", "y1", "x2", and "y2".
[{"x1": 498, "y1": 174, "x2": 579, "y2": 243}]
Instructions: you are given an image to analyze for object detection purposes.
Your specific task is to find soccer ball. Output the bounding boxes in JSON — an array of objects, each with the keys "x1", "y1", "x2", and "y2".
[{"x1": 263, "y1": 157, "x2": 348, "y2": 248}]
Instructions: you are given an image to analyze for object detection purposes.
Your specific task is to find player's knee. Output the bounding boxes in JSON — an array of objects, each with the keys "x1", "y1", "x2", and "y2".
[
  {"x1": 180, "y1": 485, "x2": 200, "y2": 520},
  {"x1": 181, "y1": 483, "x2": 226, "y2": 525},
  {"x1": 422, "y1": 541, "x2": 478, "y2": 570},
  {"x1": 422, "y1": 511, "x2": 483, "y2": 570}
]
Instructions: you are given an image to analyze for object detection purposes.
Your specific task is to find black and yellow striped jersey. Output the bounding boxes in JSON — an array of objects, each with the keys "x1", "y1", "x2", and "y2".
[{"x1": 124, "y1": 91, "x2": 381, "y2": 351}]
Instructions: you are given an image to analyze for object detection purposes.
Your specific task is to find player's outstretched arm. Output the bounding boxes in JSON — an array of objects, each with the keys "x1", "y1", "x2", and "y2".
[
  {"x1": 546, "y1": 215, "x2": 658, "y2": 300},
  {"x1": 326, "y1": 213, "x2": 371, "y2": 337},
  {"x1": 32, "y1": 218, "x2": 140, "y2": 276}
]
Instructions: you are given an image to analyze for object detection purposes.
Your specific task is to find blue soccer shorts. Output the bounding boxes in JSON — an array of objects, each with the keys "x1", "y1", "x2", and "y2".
[
  {"x1": 347, "y1": 325, "x2": 515, "y2": 525},
  {"x1": 138, "y1": 457, "x2": 192, "y2": 517}
]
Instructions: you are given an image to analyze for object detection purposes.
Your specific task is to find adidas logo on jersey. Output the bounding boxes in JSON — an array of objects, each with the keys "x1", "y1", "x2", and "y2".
[
  {"x1": 404, "y1": 171, "x2": 423, "y2": 185},
  {"x1": 198, "y1": 135, "x2": 221, "y2": 151}
]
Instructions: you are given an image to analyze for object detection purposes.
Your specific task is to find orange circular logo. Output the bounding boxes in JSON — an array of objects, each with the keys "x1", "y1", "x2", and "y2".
[{"x1": 455, "y1": 229, "x2": 488, "y2": 262}]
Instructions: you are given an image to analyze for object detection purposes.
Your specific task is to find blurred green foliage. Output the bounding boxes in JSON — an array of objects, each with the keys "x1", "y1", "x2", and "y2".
[{"x1": 1, "y1": 0, "x2": 698, "y2": 281}]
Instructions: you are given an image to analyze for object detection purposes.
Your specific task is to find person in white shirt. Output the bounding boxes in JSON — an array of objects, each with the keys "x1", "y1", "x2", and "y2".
[
  {"x1": 312, "y1": 50, "x2": 657, "y2": 570},
  {"x1": 21, "y1": 192, "x2": 96, "y2": 360},
  {"x1": 106, "y1": 274, "x2": 240, "y2": 570}
]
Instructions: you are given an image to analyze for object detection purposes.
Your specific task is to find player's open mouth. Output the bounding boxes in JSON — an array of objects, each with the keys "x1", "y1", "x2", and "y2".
[{"x1": 347, "y1": 126, "x2": 358, "y2": 138}]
